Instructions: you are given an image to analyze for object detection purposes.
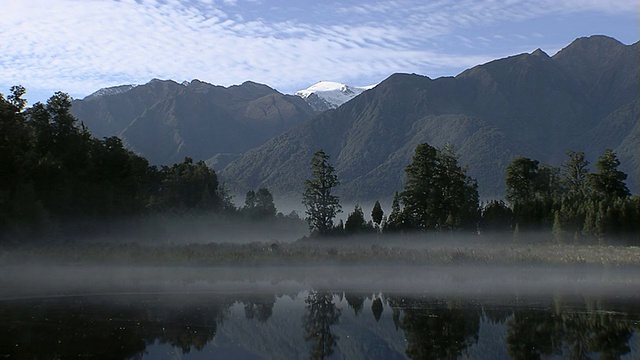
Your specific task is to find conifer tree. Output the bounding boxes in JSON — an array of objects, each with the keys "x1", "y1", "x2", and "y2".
[
  {"x1": 302, "y1": 150, "x2": 341, "y2": 236},
  {"x1": 371, "y1": 200, "x2": 384, "y2": 231},
  {"x1": 400, "y1": 143, "x2": 479, "y2": 231},
  {"x1": 345, "y1": 205, "x2": 367, "y2": 234},
  {"x1": 588, "y1": 149, "x2": 630, "y2": 200}
]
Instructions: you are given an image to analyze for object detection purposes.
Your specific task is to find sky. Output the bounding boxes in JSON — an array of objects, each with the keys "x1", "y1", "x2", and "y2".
[{"x1": 1, "y1": 0, "x2": 638, "y2": 105}]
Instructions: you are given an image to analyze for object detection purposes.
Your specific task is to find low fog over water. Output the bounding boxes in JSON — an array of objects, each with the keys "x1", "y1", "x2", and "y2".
[
  {"x1": 2, "y1": 229, "x2": 640, "y2": 359},
  {"x1": 2, "y1": 262, "x2": 640, "y2": 301}
]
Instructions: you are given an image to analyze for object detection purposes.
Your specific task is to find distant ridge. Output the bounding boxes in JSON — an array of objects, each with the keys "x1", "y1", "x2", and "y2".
[
  {"x1": 71, "y1": 79, "x2": 316, "y2": 167},
  {"x1": 220, "y1": 35, "x2": 639, "y2": 200},
  {"x1": 295, "y1": 81, "x2": 376, "y2": 111},
  {"x1": 83, "y1": 84, "x2": 138, "y2": 100}
]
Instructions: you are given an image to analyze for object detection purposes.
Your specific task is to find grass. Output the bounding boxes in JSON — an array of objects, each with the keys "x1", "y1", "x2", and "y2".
[{"x1": 3, "y1": 238, "x2": 640, "y2": 267}]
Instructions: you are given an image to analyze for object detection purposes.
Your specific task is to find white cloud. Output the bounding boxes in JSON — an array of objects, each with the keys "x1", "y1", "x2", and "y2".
[{"x1": 0, "y1": 0, "x2": 636, "y2": 103}]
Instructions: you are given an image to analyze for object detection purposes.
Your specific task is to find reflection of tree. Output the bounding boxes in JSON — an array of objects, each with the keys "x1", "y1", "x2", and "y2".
[
  {"x1": 584, "y1": 314, "x2": 633, "y2": 360},
  {"x1": 148, "y1": 299, "x2": 225, "y2": 354},
  {"x1": 0, "y1": 295, "x2": 230, "y2": 359},
  {"x1": 481, "y1": 306, "x2": 512, "y2": 324},
  {"x1": 507, "y1": 310, "x2": 559, "y2": 359},
  {"x1": 371, "y1": 297, "x2": 384, "y2": 322},
  {"x1": 241, "y1": 294, "x2": 276, "y2": 322},
  {"x1": 389, "y1": 298, "x2": 480, "y2": 360},
  {"x1": 507, "y1": 305, "x2": 636, "y2": 359},
  {"x1": 0, "y1": 299, "x2": 147, "y2": 359},
  {"x1": 344, "y1": 293, "x2": 365, "y2": 316},
  {"x1": 303, "y1": 291, "x2": 342, "y2": 360}
]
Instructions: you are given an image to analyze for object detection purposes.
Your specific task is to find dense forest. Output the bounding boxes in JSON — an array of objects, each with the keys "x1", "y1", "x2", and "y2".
[
  {"x1": 0, "y1": 86, "x2": 294, "y2": 241},
  {"x1": 1, "y1": 87, "x2": 639, "y2": 245},
  {"x1": 302, "y1": 144, "x2": 639, "y2": 245}
]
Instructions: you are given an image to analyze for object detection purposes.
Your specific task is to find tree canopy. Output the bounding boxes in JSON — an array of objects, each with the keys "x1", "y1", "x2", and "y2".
[
  {"x1": 399, "y1": 143, "x2": 479, "y2": 231},
  {"x1": 302, "y1": 150, "x2": 341, "y2": 236},
  {"x1": 0, "y1": 88, "x2": 234, "y2": 238}
]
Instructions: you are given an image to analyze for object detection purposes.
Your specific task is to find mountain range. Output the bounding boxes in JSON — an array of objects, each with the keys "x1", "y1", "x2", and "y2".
[
  {"x1": 70, "y1": 35, "x2": 639, "y2": 201},
  {"x1": 71, "y1": 79, "x2": 316, "y2": 168},
  {"x1": 295, "y1": 81, "x2": 376, "y2": 112},
  {"x1": 220, "y1": 35, "x2": 639, "y2": 200}
]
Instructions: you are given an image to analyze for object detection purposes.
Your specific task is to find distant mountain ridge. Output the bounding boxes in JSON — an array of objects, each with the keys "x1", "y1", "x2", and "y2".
[
  {"x1": 220, "y1": 35, "x2": 639, "y2": 200},
  {"x1": 71, "y1": 79, "x2": 316, "y2": 167},
  {"x1": 295, "y1": 81, "x2": 376, "y2": 111},
  {"x1": 83, "y1": 84, "x2": 138, "y2": 100}
]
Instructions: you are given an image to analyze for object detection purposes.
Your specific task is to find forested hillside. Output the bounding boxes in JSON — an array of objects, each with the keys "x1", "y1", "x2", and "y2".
[
  {"x1": 70, "y1": 79, "x2": 317, "y2": 167},
  {"x1": 221, "y1": 36, "x2": 639, "y2": 200}
]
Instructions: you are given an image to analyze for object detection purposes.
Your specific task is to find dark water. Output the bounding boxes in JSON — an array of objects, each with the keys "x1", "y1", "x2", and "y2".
[{"x1": 1, "y1": 265, "x2": 639, "y2": 359}]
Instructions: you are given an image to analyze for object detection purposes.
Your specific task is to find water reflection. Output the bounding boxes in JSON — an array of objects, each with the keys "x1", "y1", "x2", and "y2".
[
  {"x1": 388, "y1": 297, "x2": 480, "y2": 359},
  {"x1": 0, "y1": 293, "x2": 638, "y2": 359},
  {"x1": 303, "y1": 291, "x2": 342, "y2": 359},
  {"x1": 507, "y1": 307, "x2": 636, "y2": 359}
]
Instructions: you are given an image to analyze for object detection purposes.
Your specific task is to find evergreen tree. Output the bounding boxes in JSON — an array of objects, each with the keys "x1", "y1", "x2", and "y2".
[
  {"x1": 384, "y1": 192, "x2": 405, "y2": 232},
  {"x1": 480, "y1": 200, "x2": 513, "y2": 233},
  {"x1": 505, "y1": 156, "x2": 560, "y2": 230},
  {"x1": 243, "y1": 190, "x2": 257, "y2": 215},
  {"x1": 505, "y1": 157, "x2": 541, "y2": 204},
  {"x1": 561, "y1": 150, "x2": 589, "y2": 196},
  {"x1": 588, "y1": 149, "x2": 630, "y2": 200},
  {"x1": 0, "y1": 86, "x2": 34, "y2": 228},
  {"x1": 254, "y1": 188, "x2": 277, "y2": 219},
  {"x1": 371, "y1": 200, "x2": 384, "y2": 231},
  {"x1": 156, "y1": 157, "x2": 221, "y2": 211},
  {"x1": 345, "y1": 205, "x2": 367, "y2": 234},
  {"x1": 400, "y1": 143, "x2": 479, "y2": 231},
  {"x1": 243, "y1": 188, "x2": 277, "y2": 219},
  {"x1": 302, "y1": 150, "x2": 341, "y2": 236}
]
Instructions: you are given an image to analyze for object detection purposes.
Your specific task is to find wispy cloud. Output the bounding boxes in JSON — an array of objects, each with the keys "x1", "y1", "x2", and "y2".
[{"x1": 0, "y1": 0, "x2": 636, "y2": 103}]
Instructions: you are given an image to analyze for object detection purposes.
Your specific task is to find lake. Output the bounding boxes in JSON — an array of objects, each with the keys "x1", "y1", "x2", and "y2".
[{"x1": 0, "y1": 264, "x2": 639, "y2": 359}]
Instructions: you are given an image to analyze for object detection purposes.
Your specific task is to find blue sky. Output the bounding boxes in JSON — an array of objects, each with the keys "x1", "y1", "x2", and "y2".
[{"x1": 1, "y1": 0, "x2": 637, "y2": 105}]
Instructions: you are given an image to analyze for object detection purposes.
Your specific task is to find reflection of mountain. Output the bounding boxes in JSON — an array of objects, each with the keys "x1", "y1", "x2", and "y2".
[{"x1": 1, "y1": 293, "x2": 637, "y2": 359}]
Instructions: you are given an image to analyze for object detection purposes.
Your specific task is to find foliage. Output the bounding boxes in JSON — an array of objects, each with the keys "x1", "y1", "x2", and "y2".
[
  {"x1": 500, "y1": 150, "x2": 639, "y2": 244},
  {"x1": 505, "y1": 156, "x2": 561, "y2": 230},
  {"x1": 384, "y1": 192, "x2": 407, "y2": 232},
  {"x1": 588, "y1": 149, "x2": 630, "y2": 200},
  {"x1": 480, "y1": 200, "x2": 513, "y2": 233},
  {"x1": 242, "y1": 188, "x2": 277, "y2": 219},
  {"x1": 0, "y1": 88, "x2": 237, "y2": 239},
  {"x1": 399, "y1": 143, "x2": 479, "y2": 232},
  {"x1": 561, "y1": 150, "x2": 589, "y2": 197},
  {"x1": 344, "y1": 205, "x2": 370, "y2": 234},
  {"x1": 302, "y1": 150, "x2": 341, "y2": 236},
  {"x1": 371, "y1": 200, "x2": 384, "y2": 228},
  {"x1": 153, "y1": 157, "x2": 221, "y2": 211}
]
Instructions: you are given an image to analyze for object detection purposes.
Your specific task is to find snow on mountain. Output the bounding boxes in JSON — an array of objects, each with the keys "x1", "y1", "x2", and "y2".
[
  {"x1": 83, "y1": 84, "x2": 138, "y2": 100},
  {"x1": 295, "y1": 81, "x2": 376, "y2": 111}
]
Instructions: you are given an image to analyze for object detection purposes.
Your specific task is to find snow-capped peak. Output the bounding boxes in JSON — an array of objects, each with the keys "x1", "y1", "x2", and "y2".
[
  {"x1": 295, "y1": 81, "x2": 376, "y2": 111},
  {"x1": 83, "y1": 84, "x2": 138, "y2": 100}
]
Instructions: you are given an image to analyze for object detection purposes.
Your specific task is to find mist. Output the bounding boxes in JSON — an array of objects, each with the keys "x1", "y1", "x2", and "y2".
[{"x1": 2, "y1": 261, "x2": 640, "y2": 302}]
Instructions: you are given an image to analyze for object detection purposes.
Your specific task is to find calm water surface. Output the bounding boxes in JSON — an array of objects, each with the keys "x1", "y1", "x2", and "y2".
[{"x1": 1, "y1": 265, "x2": 639, "y2": 359}]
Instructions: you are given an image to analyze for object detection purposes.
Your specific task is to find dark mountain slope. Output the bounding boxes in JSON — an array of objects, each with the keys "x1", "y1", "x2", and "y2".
[
  {"x1": 221, "y1": 36, "x2": 639, "y2": 200},
  {"x1": 71, "y1": 79, "x2": 185, "y2": 137},
  {"x1": 553, "y1": 35, "x2": 639, "y2": 115},
  {"x1": 71, "y1": 79, "x2": 316, "y2": 167}
]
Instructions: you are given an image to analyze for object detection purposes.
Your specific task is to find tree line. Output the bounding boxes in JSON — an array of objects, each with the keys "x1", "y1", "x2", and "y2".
[
  {"x1": 302, "y1": 145, "x2": 639, "y2": 244},
  {"x1": 0, "y1": 87, "x2": 293, "y2": 240},
  {"x1": 2, "y1": 86, "x2": 637, "y2": 244}
]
